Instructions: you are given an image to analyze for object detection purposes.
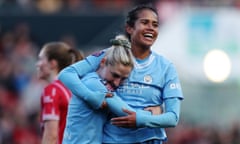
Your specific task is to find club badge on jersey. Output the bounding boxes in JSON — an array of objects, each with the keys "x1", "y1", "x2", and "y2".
[{"x1": 144, "y1": 75, "x2": 152, "y2": 84}]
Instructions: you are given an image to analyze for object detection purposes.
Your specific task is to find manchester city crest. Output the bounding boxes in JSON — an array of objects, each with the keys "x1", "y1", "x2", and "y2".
[{"x1": 144, "y1": 75, "x2": 152, "y2": 83}]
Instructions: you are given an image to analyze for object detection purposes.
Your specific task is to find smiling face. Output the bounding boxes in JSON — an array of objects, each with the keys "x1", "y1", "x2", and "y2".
[
  {"x1": 126, "y1": 9, "x2": 159, "y2": 49},
  {"x1": 98, "y1": 59, "x2": 132, "y2": 91}
]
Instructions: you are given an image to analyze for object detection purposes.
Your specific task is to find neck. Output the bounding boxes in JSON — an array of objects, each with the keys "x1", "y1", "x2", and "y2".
[
  {"x1": 47, "y1": 71, "x2": 58, "y2": 83},
  {"x1": 131, "y1": 45, "x2": 151, "y2": 60}
]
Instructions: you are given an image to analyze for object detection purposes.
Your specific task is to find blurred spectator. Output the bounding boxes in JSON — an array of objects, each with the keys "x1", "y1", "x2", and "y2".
[
  {"x1": 20, "y1": 74, "x2": 45, "y2": 117},
  {"x1": 228, "y1": 122, "x2": 240, "y2": 144},
  {"x1": 63, "y1": 0, "x2": 89, "y2": 13},
  {"x1": 10, "y1": 23, "x2": 38, "y2": 94},
  {"x1": 0, "y1": 31, "x2": 15, "y2": 56},
  {"x1": 0, "y1": 54, "x2": 16, "y2": 94},
  {"x1": 16, "y1": 0, "x2": 35, "y2": 13},
  {"x1": 12, "y1": 101, "x2": 41, "y2": 144},
  {"x1": 92, "y1": 0, "x2": 132, "y2": 13},
  {"x1": 35, "y1": 0, "x2": 63, "y2": 14}
]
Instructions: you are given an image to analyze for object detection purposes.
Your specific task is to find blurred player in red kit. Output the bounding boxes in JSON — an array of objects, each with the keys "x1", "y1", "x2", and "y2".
[{"x1": 36, "y1": 42, "x2": 83, "y2": 144}]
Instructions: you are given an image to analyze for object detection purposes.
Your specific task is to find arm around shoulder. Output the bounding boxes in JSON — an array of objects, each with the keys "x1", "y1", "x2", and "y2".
[{"x1": 58, "y1": 60, "x2": 105, "y2": 109}]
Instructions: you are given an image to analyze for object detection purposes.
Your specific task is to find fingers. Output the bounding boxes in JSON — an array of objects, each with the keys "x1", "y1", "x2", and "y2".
[
  {"x1": 100, "y1": 101, "x2": 107, "y2": 109},
  {"x1": 110, "y1": 109, "x2": 137, "y2": 128},
  {"x1": 122, "y1": 108, "x2": 134, "y2": 114},
  {"x1": 111, "y1": 116, "x2": 126, "y2": 121},
  {"x1": 105, "y1": 92, "x2": 113, "y2": 98},
  {"x1": 111, "y1": 117, "x2": 135, "y2": 128},
  {"x1": 144, "y1": 106, "x2": 163, "y2": 115},
  {"x1": 143, "y1": 107, "x2": 152, "y2": 111}
]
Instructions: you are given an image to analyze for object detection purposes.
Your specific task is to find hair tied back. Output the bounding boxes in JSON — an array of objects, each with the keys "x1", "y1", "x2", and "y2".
[{"x1": 110, "y1": 35, "x2": 131, "y2": 49}]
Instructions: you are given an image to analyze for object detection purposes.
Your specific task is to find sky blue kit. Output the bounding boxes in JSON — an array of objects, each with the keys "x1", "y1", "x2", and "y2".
[
  {"x1": 59, "y1": 49, "x2": 184, "y2": 143},
  {"x1": 61, "y1": 63, "x2": 151, "y2": 143}
]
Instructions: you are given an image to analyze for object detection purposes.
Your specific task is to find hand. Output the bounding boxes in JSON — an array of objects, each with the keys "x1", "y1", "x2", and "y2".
[
  {"x1": 100, "y1": 93, "x2": 113, "y2": 109},
  {"x1": 100, "y1": 101, "x2": 107, "y2": 109},
  {"x1": 105, "y1": 92, "x2": 113, "y2": 98},
  {"x1": 110, "y1": 109, "x2": 136, "y2": 128},
  {"x1": 144, "y1": 105, "x2": 163, "y2": 115}
]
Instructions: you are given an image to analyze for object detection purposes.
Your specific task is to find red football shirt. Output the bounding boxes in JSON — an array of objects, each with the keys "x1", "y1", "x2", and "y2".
[{"x1": 40, "y1": 80, "x2": 71, "y2": 144}]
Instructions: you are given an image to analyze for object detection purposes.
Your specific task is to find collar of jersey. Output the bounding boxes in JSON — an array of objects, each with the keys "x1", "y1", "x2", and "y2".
[{"x1": 134, "y1": 54, "x2": 155, "y2": 69}]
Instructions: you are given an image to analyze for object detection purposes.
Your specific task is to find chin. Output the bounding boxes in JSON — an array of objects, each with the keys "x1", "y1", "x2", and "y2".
[
  {"x1": 143, "y1": 40, "x2": 154, "y2": 47},
  {"x1": 38, "y1": 75, "x2": 46, "y2": 80}
]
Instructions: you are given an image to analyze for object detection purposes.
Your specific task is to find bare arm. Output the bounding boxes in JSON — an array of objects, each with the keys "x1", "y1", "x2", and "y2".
[{"x1": 42, "y1": 120, "x2": 59, "y2": 144}]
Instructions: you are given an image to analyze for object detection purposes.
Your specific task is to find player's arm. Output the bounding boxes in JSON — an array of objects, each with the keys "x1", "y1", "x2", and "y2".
[
  {"x1": 42, "y1": 120, "x2": 58, "y2": 144},
  {"x1": 58, "y1": 52, "x2": 106, "y2": 109},
  {"x1": 136, "y1": 97, "x2": 181, "y2": 127},
  {"x1": 134, "y1": 63, "x2": 184, "y2": 127},
  {"x1": 105, "y1": 93, "x2": 151, "y2": 116},
  {"x1": 144, "y1": 105, "x2": 163, "y2": 115},
  {"x1": 111, "y1": 97, "x2": 181, "y2": 128}
]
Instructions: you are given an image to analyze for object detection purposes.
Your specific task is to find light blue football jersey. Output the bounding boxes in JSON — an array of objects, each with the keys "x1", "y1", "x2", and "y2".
[
  {"x1": 62, "y1": 71, "x2": 152, "y2": 144},
  {"x1": 59, "y1": 50, "x2": 184, "y2": 143},
  {"x1": 62, "y1": 72, "x2": 107, "y2": 144},
  {"x1": 103, "y1": 52, "x2": 183, "y2": 143}
]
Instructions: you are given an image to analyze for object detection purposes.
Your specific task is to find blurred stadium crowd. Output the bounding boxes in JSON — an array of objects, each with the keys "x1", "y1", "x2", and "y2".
[
  {"x1": 0, "y1": 0, "x2": 240, "y2": 15},
  {"x1": 0, "y1": 0, "x2": 240, "y2": 144}
]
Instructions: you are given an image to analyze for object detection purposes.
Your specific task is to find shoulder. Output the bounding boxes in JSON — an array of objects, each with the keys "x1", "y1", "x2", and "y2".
[
  {"x1": 43, "y1": 82, "x2": 57, "y2": 91},
  {"x1": 44, "y1": 80, "x2": 65, "y2": 90},
  {"x1": 43, "y1": 80, "x2": 70, "y2": 96},
  {"x1": 151, "y1": 51, "x2": 172, "y2": 64},
  {"x1": 151, "y1": 51, "x2": 175, "y2": 69},
  {"x1": 83, "y1": 48, "x2": 108, "y2": 69}
]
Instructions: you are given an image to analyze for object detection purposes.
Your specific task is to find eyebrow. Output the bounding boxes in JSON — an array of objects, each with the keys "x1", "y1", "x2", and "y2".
[
  {"x1": 110, "y1": 71, "x2": 127, "y2": 80},
  {"x1": 139, "y1": 18, "x2": 158, "y2": 23}
]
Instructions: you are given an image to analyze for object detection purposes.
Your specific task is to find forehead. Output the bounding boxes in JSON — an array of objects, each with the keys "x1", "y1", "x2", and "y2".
[
  {"x1": 109, "y1": 63, "x2": 132, "y2": 75},
  {"x1": 38, "y1": 48, "x2": 47, "y2": 58},
  {"x1": 137, "y1": 9, "x2": 158, "y2": 22}
]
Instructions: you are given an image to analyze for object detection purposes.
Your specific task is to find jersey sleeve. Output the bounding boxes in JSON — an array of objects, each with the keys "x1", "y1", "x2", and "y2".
[
  {"x1": 58, "y1": 51, "x2": 105, "y2": 109},
  {"x1": 106, "y1": 92, "x2": 151, "y2": 116},
  {"x1": 136, "y1": 97, "x2": 181, "y2": 128},
  {"x1": 41, "y1": 85, "x2": 60, "y2": 121},
  {"x1": 163, "y1": 63, "x2": 184, "y2": 100}
]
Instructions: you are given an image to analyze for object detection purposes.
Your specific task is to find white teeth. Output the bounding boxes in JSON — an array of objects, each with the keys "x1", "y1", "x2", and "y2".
[{"x1": 144, "y1": 33, "x2": 153, "y2": 38}]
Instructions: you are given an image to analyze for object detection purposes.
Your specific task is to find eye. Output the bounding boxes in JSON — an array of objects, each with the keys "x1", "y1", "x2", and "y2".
[
  {"x1": 141, "y1": 19, "x2": 148, "y2": 25},
  {"x1": 111, "y1": 72, "x2": 121, "y2": 78},
  {"x1": 121, "y1": 77, "x2": 127, "y2": 81},
  {"x1": 153, "y1": 22, "x2": 159, "y2": 28},
  {"x1": 110, "y1": 71, "x2": 127, "y2": 81}
]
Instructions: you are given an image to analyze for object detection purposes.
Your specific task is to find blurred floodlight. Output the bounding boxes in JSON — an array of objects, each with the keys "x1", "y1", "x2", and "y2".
[{"x1": 203, "y1": 49, "x2": 231, "y2": 83}]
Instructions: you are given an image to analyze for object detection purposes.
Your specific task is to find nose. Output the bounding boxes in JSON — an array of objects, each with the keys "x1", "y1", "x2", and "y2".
[
  {"x1": 113, "y1": 78, "x2": 122, "y2": 87},
  {"x1": 147, "y1": 23, "x2": 154, "y2": 29}
]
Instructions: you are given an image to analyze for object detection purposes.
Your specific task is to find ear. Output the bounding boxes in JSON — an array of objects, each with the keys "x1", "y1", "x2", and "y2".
[
  {"x1": 49, "y1": 59, "x2": 58, "y2": 69},
  {"x1": 100, "y1": 58, "x2": 106, "y2": 66},
  {"x1": 125, "y1": 25, "x2": 133, "y2": 35}
]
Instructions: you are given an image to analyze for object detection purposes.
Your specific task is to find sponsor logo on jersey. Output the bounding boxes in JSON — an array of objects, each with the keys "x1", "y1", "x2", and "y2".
[
  {"x1": 43, "y1": 96, "x2": 53, "y2": 103},
  {"x1": 169, "y1": 83, "x2": 181, "y2": 89}
]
